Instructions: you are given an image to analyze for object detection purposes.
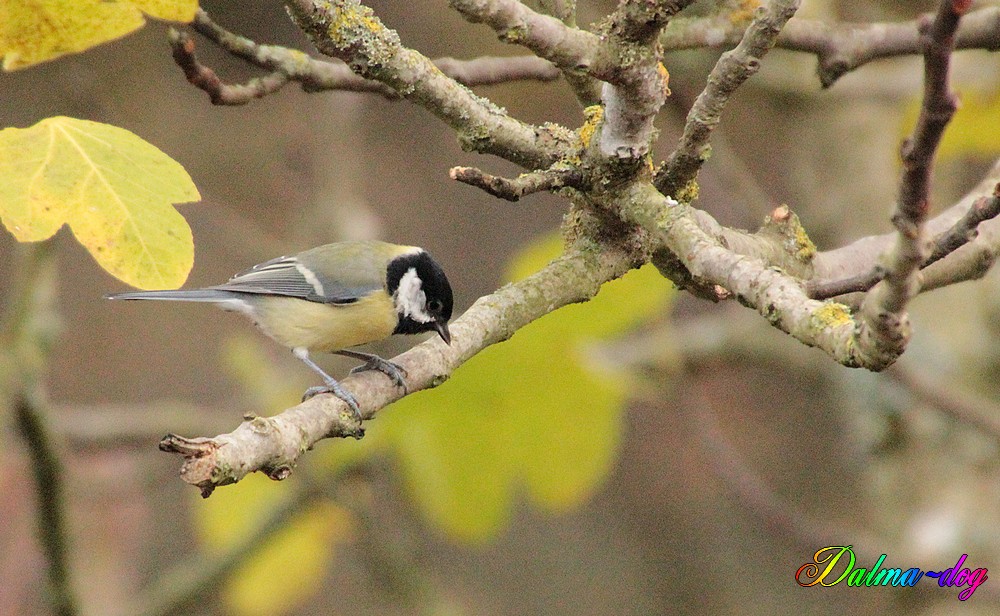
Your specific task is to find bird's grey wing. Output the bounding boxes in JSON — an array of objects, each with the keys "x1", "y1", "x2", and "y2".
[{"x1": 211, "y1": 255, "x2": 380, "y2": 304}]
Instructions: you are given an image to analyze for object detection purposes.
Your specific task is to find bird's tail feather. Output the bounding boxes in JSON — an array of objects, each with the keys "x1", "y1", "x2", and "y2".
[{"x1": 105, "y1": 289, "x2": 238, "y2": 302}]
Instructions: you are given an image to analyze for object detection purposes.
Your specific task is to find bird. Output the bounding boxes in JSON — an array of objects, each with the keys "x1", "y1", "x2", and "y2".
[{"x1": 107, "y1": 240, "x2": 453, "y2": 420}]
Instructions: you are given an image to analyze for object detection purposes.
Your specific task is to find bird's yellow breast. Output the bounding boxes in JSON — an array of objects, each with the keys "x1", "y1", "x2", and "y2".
[{"x1": 250, "y1": 292, "x2": 397, "y2": 352}]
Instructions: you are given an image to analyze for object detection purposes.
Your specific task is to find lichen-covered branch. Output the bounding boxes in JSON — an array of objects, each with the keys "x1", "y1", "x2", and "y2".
[
  {"x1": 661, "y1": 5, "x2": 1000, "y2": 87},
  {"x1": 285, "y1": 0, "x2": 574, "y2": 169},
  {"x1": 654, "y1": 0, "x2": 800, "y2": 198},
  {"x1": 853, "y1": 0, "x2": 964, "y2": 371},
  {"x1": 618, "y1": 184, "x2": 866, "y2": 367},
  {"x1": 159, "y1": 243, "x2": 640, "y2": 495},
  {"x1": 588, "y1": 0, "x2": 695, "y2": 161}
]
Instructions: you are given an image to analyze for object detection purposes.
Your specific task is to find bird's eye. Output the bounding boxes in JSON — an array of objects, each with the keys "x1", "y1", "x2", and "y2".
[{"x1": 427, "y1": 299, "x2": 443, "y2": 313}]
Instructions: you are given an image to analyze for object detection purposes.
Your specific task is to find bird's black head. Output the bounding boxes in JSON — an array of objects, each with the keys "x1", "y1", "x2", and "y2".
[{"x1": 387, "y1": 250, "x2": 453, "y2": 344}]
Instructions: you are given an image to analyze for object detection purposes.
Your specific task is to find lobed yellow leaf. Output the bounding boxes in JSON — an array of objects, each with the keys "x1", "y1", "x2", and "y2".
[
  {"x1": 0, "y1": 0, "x2": 197, "y2": 70},
  {"x1": 0, "y1": 116, "x2": 198, "y2": 289}
]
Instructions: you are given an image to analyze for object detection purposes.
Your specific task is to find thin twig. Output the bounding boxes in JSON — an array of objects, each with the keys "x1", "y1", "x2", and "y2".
[
  {"x1": 925, "y1": 184, "x2": 1000, "y2": 267},
  {"x1": 808, "y1": 185, "x2": 1000, "y2": 299},
  {"x1": 170, "y1": 29, "x2": 291, "y2": 105},
  {"x1": 654, "y1": 0, "x2": 801, "y2": 198},
  {"x1": 661, "y1": 6, "x2": 1000, "y2": 87},
  {"x1": 854, "y1": 0, "x2": 965, "y2": 369},
  {"x1": 888, "y1": 366, "x2": 1000, "y2": 442},
  {"x1": 186, "y1": 9, "x2": 560, "y2": 103},
  {"x1": 449, "y1": 165, "x2": 584, "y2": 201}
]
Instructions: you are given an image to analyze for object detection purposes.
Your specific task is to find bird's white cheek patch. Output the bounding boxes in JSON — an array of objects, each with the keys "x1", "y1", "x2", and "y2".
[{"x1": 395, "y1": 267, "x2": 431, "y2": 323}]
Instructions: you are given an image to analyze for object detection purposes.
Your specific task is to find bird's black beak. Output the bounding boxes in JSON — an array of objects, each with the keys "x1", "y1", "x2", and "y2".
[{"x1": 434, "y1": 321, "x2": 451, "y2": 345}]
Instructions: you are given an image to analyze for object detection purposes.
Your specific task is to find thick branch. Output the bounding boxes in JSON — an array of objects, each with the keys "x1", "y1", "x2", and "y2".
[
  {"x1": 854, "y1": 0, "x2": 964, "y2": 370},
  {"x1": 654, "y1": 0, "x2": 800, "y2": 198},
  {"x1": 620, "y1": 183, "x2": 867, "y2": 367},
  {"x1": 661, "y1": 6, "x2": 1000, "y2": 87},
  {"x1": 588, "y1": 0, "x2": 696, "y2": 161},
  {"x1": 160, "y1": 244, "x2": 639, "y2": 495},
  {"x1": 285, "y1": 0, "x2": 574, "y2": 169}
]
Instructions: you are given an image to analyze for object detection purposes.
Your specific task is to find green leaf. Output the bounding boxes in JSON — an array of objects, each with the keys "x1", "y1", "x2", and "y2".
[
  {"x1": 380, "y1": 233, "x2": 675, "y2": 542},
  {"x1": 0, "y1": 0, "x2": 198, "y2": 70},
  {"x1": 194, "y1": 474, "x2": 353, "y2": 616},
  {"x1": 0, "y1": 117, "x2": 199, "y2": 289}
]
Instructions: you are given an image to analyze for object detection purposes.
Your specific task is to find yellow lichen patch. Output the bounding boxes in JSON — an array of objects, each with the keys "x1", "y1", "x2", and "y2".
[
  {"x1": 328, "y1": 2, "x2": 384, "y2": 47},
  {"x1": 657, "y1": 62, "x2": 671, "y2": 97},
  {"x1": 794, "y1": 222, "x2": 816, "y2": 262},
  {"x1": 812, "y1": 302, "x2": 853, "y2": 330},
  {"x1": 578, "y1": 105, "x2": 603, "y2": 150},
  {"x1": 674, "y1": 180, "x2": 700, "y2": 203}
]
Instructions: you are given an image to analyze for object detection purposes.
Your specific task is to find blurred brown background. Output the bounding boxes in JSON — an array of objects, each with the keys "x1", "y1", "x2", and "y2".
[{"x1": 4, "y1": 0, "x2": 1000, "y2": 614}]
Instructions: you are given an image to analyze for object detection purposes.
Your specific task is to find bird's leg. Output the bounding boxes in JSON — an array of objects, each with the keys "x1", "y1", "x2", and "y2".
[
  {"x1": 335, "y1": 349, "x2": 408, "y2": 393},
  {"x1": 292, "y1": 348, "x2": 362, "y2": 422}
]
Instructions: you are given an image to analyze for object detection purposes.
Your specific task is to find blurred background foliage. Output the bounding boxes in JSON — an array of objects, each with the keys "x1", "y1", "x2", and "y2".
[{"x1": 3, "y1": 0, "x2": 1000, "y2": 615}]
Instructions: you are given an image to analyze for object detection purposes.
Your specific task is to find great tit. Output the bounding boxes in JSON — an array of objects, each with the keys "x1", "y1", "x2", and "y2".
[{"x1": 108, "y1": 240, "x2": 453, "y2": 419}]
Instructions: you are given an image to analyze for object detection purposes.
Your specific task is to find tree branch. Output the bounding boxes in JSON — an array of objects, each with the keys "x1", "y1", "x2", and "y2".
[
  {"x1": 136, "y1": 485, "x2": 322, "y2": 616},
  {"x1": 661, "y1": 5, "x2": 1000, "y2": 87},
  {"x1": 853, "y1": 0, "x2": 964, "y2": 370},
  {"x1": 654, "y1": 0, "x2": 800, "y2": 198},
  {"x1": 170, "y1": 29, "x2": 292, "y2": 105},
  {"x1": 448, "y1": 0, "x2": 601, "y2": 104},
  {"x1": 810, "y1": 158, "x2": 1000, "y2": 290},
  {"x1": 180, "y1": 9, "x2": 561, "y2": 104},
  {"x1": 449, "y1": 165, "x2": 584, "y2": 201},
  {"x1": 3, "y1": 243, "x2": 79, "y2": 616},
  {"x1": 284, "y1": 0, "x2": 573, "y2": 170},
  {"x1": 14, "y1": 395, "x2": 78, "y2": 616},
  {"x1": 160, "y1": 243, "x2": 640, "y2": 495},
  {"x1": 807, "y1": 183, "x2": 1000, "y2": 299},
  {"x1": 588, "y1": 0, "x2": 696, "y2": 161}
]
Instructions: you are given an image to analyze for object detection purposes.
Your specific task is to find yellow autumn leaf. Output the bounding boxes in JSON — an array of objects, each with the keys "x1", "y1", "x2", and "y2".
[
  {"x1": 0, "y1": 116, "x2": 199, "y2": 289},
  {"x1": 0, "y1": 0, "x2": 198, "y2": 70},
  {"x1": 194, "y1": 475, "x2": 353, "y2": 616},
  {"x1": 380, "y1": 233, "x2": 675, "y2": 542}
]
